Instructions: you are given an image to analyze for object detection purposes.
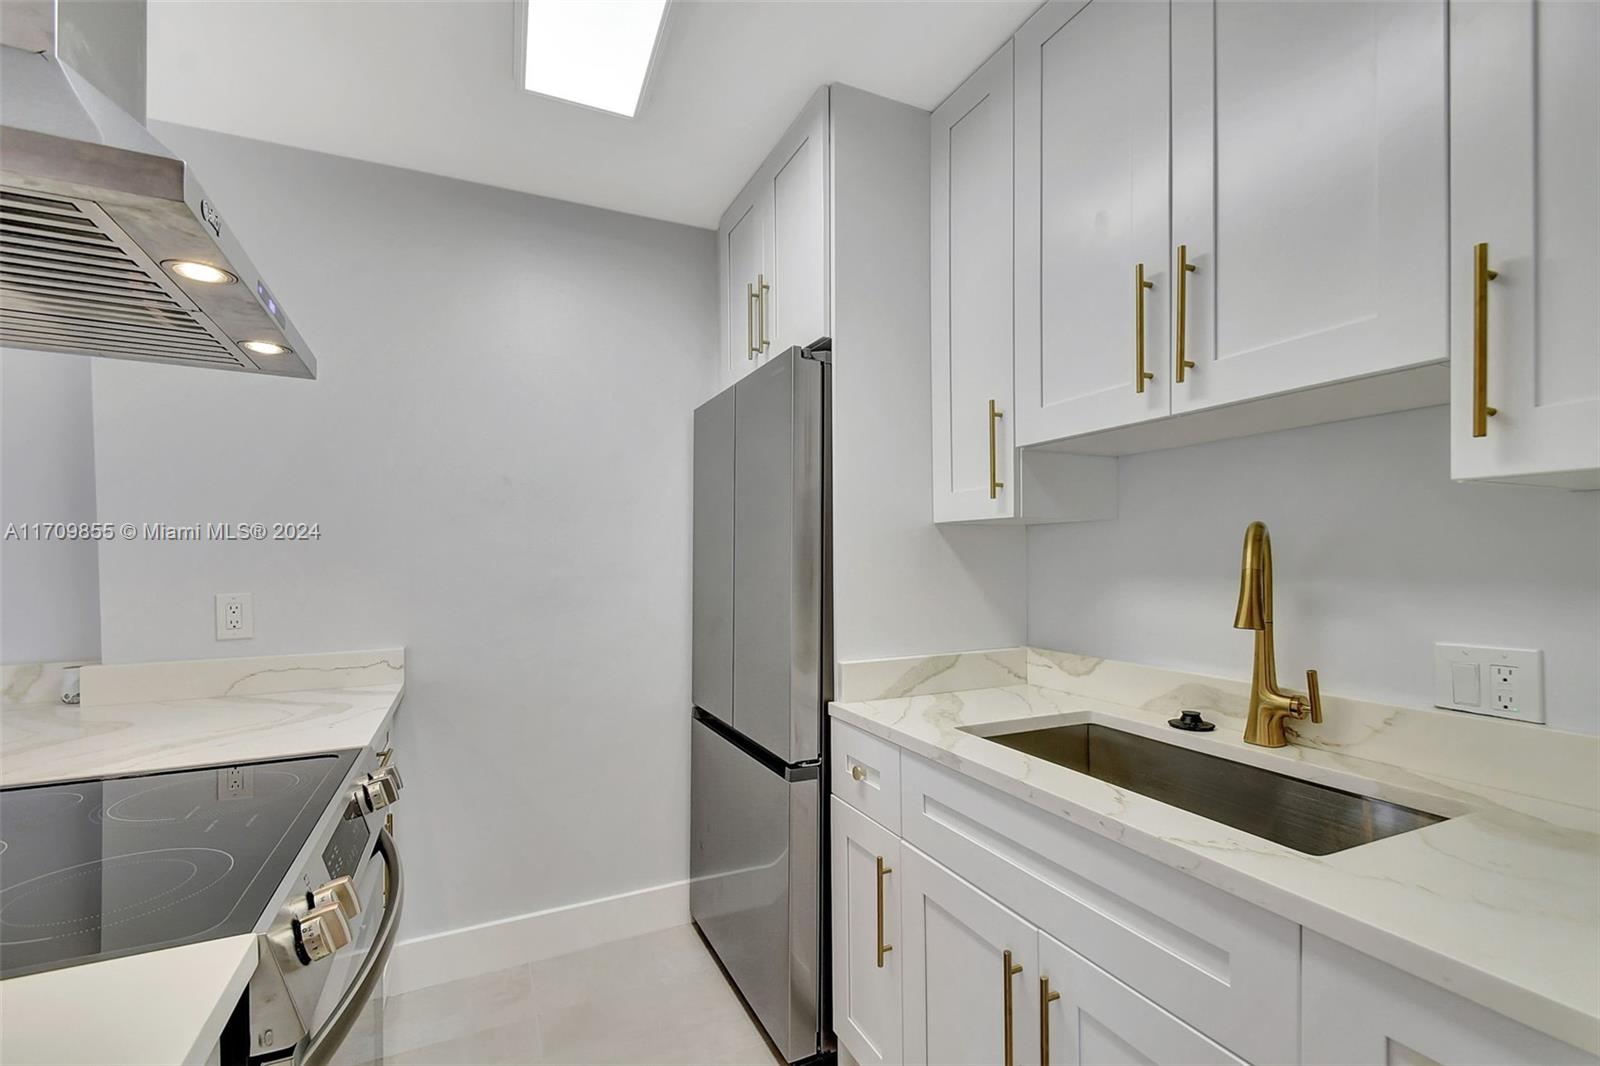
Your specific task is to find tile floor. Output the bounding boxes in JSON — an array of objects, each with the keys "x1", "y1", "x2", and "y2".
[{"x1": 355, "y1": 924, "x2": 782, "y2": 1065}]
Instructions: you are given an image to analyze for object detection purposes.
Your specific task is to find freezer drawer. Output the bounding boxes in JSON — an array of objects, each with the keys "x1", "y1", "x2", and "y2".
[{"x1": 690, "y1": 714, "x2": 820, "y2": 1063}]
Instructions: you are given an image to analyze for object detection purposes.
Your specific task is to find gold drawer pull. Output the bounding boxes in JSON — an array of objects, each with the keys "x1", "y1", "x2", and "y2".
[
  {"x1": 988, "y1": 399, "x2": 1005, "y2": 499},
  {"x1": 1003, "y1": 948, "x2": 1023, "y2": 1066},
  {"x1": 1175, "y1": 245, "x2": 1197, "y2": 383},
  {"x1": 1135, "y1": 263, "x2": 1155, "y2": 393},
  {"x1": 875, "y1": 856, "x2": 893, "y2": 967},
  {"x1": 850, "y1": 763, "x2": 865, "y2": 781},
  {"x1": 1040, "y1": 974, "x2": 1062, "y2": 1064},
  {"x1": 1473, "y1": 242, "x2": 1499, "y2": 437}
]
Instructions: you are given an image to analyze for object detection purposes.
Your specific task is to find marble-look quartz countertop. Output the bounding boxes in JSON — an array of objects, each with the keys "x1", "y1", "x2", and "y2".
[
  {"x1": 0, "y1": 650, "x2": 404, "y2": 1065},
  {"x1": 832, "y1": 678, "x2": 1600, "y2": 1055},
  {"x1": 1, "y1": 681, "x2": 404, "y2": 786}
]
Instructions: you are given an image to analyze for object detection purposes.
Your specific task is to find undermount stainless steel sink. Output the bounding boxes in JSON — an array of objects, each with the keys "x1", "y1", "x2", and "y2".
[{"x1": 981, "y1": 723, "x2": 1446, "y2": 855}]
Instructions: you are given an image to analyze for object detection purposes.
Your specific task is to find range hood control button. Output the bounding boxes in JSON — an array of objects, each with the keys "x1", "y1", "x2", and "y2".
[
  {"x1": 312, "y1": 876, "x2": 361, "y2": 921},
  {"x1": 294, "y1": 902, "x2": 351, "y2": 964}
]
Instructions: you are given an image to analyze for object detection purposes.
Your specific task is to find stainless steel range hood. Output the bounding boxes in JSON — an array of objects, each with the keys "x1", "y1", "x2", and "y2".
[{"x1": 0, "y1": 0, "x2": 316, "y2": 377}]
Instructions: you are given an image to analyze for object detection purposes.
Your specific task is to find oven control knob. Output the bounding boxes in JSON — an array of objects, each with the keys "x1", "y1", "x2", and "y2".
[
  {"x1": 359, "y1": 766, "x2": 403, "y2": 813},
  {"x1": 312, "y1": 875, "x2": 361, "y2": 921},
  {"x1": 294, "y1": 902, "x2": 351, "y2": 964}
]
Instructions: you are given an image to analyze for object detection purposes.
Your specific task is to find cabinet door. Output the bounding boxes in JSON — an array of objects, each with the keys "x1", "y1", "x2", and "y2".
[
  {"x1": 932, "y1": 42, "x2": 1015, "y2": 522},
  {"x1": 770, "y1": 88, "x2": 829, "y2": 357},
  {"x1": 1301, "y1": 932, "x2": 1596, "y2": 1065},
  {"x1": 901, "y1": 843, "x2": 1040, "y2": 1066},
  {"x1": 1448, "y1": 0, "x2": 1600, "y2": 487},
  {"x1": 1016, "y1": 0, "x2": 1170, "y2": 446},
  {"x1": 722, "y1": 192, "x2": 770, "y2": 383},
  {"x1": 830, "y1": 797, "x2": 902, "y2": 1066},
  {"x1": 1038, "y1": 932, "x2": 1244, "y2": 1066},
  {"x1": 1170, "y1": 0, "x2": 1448, "y2": 413}
]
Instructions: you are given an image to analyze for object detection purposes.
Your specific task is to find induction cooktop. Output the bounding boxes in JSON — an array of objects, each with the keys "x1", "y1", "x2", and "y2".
[{"x1": 0, "y1": 750, "x2": 359, "y2": 980}]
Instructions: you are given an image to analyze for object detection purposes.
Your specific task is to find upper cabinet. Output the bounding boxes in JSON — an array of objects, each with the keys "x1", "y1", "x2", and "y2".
[
  {"x1": 1008, "y1": 0, "x2": 1451, "y2": 453},
  {"x1": 719, "y1": 88, "x2": 830, "y2": 384},
  {"x1": 1448, "y1": 0, "x2": 1600, "y2": 489},
  {"x1": 932, "y1": 41, "x2": 1016, "y2": 522},
  {"x1": 931, "y1": 42, "x2": 1117, "y2": 525},
  {"x1": 1015, "y1": 0, "x2": 1171, "y2": 444},
  {"x1": 1169, "y1": 0, "x2": 1448, "y2": 414}
]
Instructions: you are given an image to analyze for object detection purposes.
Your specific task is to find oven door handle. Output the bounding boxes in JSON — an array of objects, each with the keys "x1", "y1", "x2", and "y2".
[{"x1": 300, "y1": 827, "x2": 404, "y2": 1066}]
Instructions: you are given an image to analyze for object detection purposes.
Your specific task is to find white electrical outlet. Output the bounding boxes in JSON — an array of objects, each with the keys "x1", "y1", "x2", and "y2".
[
  {"x1": 215, "y1": 592, "x2": 254, "y2": 641},
  {"x1": 1433, "y1": 644, "x2": 1544, "y2": 723},
  {"x1": 217, "y1": 766, "x2": 254, "y2": 800}
]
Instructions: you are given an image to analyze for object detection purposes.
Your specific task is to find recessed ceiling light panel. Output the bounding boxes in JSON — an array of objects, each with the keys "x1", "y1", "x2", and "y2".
[{"x1": 518, "y1": 0, "x2": 668, "y2": 118}]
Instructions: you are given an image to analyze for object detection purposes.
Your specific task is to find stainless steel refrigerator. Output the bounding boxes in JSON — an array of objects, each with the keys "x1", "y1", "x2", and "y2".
[{"x1": 691, "y1": 342, "x2": 832, "y2": 1064}]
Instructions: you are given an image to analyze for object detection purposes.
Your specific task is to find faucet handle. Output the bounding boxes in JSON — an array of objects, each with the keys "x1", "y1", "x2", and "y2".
[{"x1": 1302, "y1": 669, "x2": 1323, "y2": 724}]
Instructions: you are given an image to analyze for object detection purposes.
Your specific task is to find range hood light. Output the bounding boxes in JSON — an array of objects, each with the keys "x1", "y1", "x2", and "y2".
[
  {"x1": 164, "y1": 260, "x2": 237, "y2": 285},
  {"x1": 241, "y1": 340, "x2": 291, "y2": 357}
]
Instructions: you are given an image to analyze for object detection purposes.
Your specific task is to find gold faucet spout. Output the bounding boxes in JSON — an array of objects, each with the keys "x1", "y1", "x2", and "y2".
[
  {"x1": 1233, "y1": 521, "x2": 1270, "y2": 630},
  {"x1": 1232, "y1": 522, "x2": 1323, "y2": 747}
]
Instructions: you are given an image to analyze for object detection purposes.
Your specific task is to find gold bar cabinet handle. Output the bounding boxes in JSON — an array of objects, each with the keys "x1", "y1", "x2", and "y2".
[
  {"x1": 1175, "y1": 245, "x2": 1197, "y2": 383},
  {"x1": 874, "y1": 856, "x2": 893, "y2": 967},
  {"x1": 757, "y1": 273, "x2": 771, "y2": 354},
  {"x1": 746, "y1": 282, "x2": 757, "y2": 360},
  {"x1": 988, "y1": 399, "x2": 1005, "y2": 499},
  {"x1": 1135, "y1": 263, "x2": 1155, "y2": 393},
  {"x1": 1002, "y1": 949, "x2": 1023, "y2": 1066},
  {"x1": 1040, "y1": 975, "x2": 1062, "y2": 1065},
  {"x1": 1473, "y1": 242, "x2": 1499, "y2": 437}
]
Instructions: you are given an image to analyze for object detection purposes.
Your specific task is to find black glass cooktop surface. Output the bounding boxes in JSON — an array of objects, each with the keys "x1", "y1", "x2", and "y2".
[{"x1": 0, "y1": 750, "x2": 358, "y2": 979}]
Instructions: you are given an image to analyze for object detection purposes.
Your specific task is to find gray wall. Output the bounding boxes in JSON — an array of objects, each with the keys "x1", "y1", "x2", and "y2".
[
  {"x1": 0, "y1": 350, "x2": 101, "y2": 664},
  {"x1": 91, "y1": 125, "x2": 719, "y2": 939},
  {"x1": 830, "y1": 85, "x2": 1027, "y2": 662},
  {"x1": 1028, "y1": 406, "x2": 1600, "y2": 734}
]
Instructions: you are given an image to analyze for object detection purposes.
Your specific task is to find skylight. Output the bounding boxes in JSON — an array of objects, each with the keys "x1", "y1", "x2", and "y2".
[{"x1": 518, "y1": 0, "x2": 668, "y2": 118}]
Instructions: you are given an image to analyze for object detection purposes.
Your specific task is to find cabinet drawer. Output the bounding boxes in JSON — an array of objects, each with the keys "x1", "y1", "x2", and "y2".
[
  {"x1": 900, "y1": 752, "x2": 1298, "y2": 1065},
  {"x1": 830, "y1": 719, "x2": 901, "y2": 833}
]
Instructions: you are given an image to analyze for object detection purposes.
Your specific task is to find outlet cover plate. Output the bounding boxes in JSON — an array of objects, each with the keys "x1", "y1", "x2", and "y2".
[
  {"x1": 215, "y1": 592, "x2": 254, "y2": 641},
  {"x1": 1433, "y1": 643, "x2": 1543, "y2": 723}
]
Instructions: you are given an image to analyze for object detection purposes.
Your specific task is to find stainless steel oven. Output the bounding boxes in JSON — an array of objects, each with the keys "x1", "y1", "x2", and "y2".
[
  {"x1": 0, "y1": 744, "x2": 405, "y2": 1066},
  {"x1": 239, "y1": 747, "x2": 406, "y2": 1066}
]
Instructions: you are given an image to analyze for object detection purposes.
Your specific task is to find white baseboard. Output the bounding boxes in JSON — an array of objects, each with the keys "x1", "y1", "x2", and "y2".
[{"x1": 384, "y1": 878, "x2": 690, "y2": 997}]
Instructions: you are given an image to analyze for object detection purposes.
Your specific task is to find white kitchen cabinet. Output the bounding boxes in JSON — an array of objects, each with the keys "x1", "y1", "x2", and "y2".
[
  {"x1": 933, "y1": 41, "x2": 1116, "y2": 525},
  {"x1": 900, "y1": 842, "x2": 1040, "y2": 1066},
  {"x1": 830, "y1": 797, "x2": 902, "y2": 1066},
  {"x1": 1448, "y1": 0, "x2": 1600, "y2": 489},
  {"x1": 722, "y1": 193, "x2": 769, "y2": 377},
  {"x1": 1168, "y1": 0, "x2": 1449, "y2": 415},
  {"x1": 898, "y1": 748, "x2": 1299, "y2": 1065},
  {"x1": 1015, "y1": 0, "x2": 1171, "y2": 446},
  {"x1": 932, "y1": 41, "x2": 1015, "y2": 521},
  {"x1": 718, "y1": 88, "x2": 829, "y2": 384},
  {"x1": 1301, "y1": 932, "x2": 1597, "y2": 1065},
  {"x1": 1038, "y1": 931, "x2": 1244, "y2": 1066}
]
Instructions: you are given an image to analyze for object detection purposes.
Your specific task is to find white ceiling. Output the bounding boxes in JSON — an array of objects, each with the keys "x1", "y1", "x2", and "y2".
[{"x1": 146, "y1": 0, "x2": 1037, "y2": 229}]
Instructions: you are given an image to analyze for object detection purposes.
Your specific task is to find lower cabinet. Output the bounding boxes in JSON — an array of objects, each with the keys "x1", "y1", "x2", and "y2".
[
  {"x1": 832, "y1": 797, "x2": 903, "y2": 1066},
  {"x1": 1301, "y1": 932, "x2": 1596, "y2": 1066},
  {"x1": 1039, "y1": 931, "x2": 1242, "y2": 1066},
  {"x1": 900, "y1": 843, "x2": 1040, "y2": 1066},
  {"x1": 829, "y1": 722, "x2": 1596, "y2": 1066}
]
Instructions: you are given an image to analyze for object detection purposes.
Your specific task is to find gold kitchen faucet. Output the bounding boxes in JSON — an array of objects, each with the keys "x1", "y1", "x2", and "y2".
[{"x1": 1233, "y1": 521, "x2": 1324, "y2": 747}]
